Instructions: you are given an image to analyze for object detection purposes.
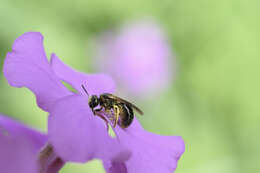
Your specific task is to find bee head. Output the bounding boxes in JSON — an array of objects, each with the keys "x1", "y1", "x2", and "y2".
[{"x1": 88, "y1": 95, "x2": 99, "y2": 109}]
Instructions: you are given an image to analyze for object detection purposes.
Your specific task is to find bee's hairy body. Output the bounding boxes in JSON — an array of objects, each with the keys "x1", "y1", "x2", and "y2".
[
  {"x1": 97, "y1": 94, "x2": 134, "y2": 128},
  {"x1": 116, "y1": 103, "x2": 134, "y2": 128},
  {"x1": 88, "y1": 93, "x2": 142, "y2": 129}
]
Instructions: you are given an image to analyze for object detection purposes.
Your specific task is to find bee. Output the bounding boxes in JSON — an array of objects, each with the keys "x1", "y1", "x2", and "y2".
[{"x1": 81, "y1": 85, "x2": 143, "y2": 129}]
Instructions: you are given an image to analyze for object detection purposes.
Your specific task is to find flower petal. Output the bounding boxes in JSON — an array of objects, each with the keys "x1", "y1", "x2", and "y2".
[
  {"x1": 103, "y1": 161, "x2": 127, "y2": 173},
  {"x1": 3, "y1": 32, "x2": 71, "y2": 111},
  {"x1": 0, "y1": 115, "x2": 47, "y2": 173},
  {"x1": 104, "y1": 118, "x2": 185, "y2": 173},
  {"x1": 48, "y1": 95, "x2": 130, "y2": 163},
  {"x1": 50, "y1": 54, "x2": 115, "y2": 95}
]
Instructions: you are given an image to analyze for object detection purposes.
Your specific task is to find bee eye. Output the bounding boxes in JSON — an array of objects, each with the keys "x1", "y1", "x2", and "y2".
[
  {"x1": 88, "y1": 95, "x2": 100, "y2": 109},
  {"x1": 88, "y1": 98, "x2": 95, "y2": 108}
]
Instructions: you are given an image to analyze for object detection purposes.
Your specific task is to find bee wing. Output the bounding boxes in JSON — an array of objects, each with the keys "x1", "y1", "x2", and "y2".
[{"x1": 105, "y1": 94, "x2": 144, "y2": 115}]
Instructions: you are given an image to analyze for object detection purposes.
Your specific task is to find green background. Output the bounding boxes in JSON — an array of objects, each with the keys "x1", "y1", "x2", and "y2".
[{"x1": 0, "y1": 0, "x2": 259, "y2": 172}]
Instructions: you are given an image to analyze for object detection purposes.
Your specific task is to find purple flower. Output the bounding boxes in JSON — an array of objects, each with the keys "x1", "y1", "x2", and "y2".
[
  {"x1": 3, "y1": 32, "x2": 129, "y2": 171},
  {"x1": 0, "y1": 115, "x2": 64, "y2": 173},
  {"x1": 0, "y1": 115, "x2": 44, "y2": 173},
  {"x1": 2, "y1": 32, "x2": 185, "y2": 172},
  {"x1": 51, "y1": 51, "x2": 185, "y2": 172},
  {"x1": 95, "y1": 19, "x2": 175, "y2": 96},
  {"x1": 103, "y1": 119, "x2": 184, "y2": 173}
]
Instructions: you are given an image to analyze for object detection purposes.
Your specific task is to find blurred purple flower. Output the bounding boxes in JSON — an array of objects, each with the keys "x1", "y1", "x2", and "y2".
[
  {"x1": 0, "y1": 115, "x2": 64, "y2": 173},
  {"x1": 2, "y1": 32, "x2": 184, "y2": 173},
  {"x1": 95, "y1": 20, "x2": 175, "y2": 96}
]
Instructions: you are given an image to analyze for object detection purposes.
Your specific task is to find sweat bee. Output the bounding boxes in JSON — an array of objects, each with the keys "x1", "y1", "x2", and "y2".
[{"x1": 81, "y1": 85, "x2": 143, "y2": 129}]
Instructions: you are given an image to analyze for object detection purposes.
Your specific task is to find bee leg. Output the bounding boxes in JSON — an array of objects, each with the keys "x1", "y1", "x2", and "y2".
[
  {"x1": 113, "y1": 105, "x2": 120, "y2": 128},
  {"x1": 93, "y1": 108, "x2": 102, "y2": 115},
  {"x1": 94, "y1": 112, "x2": 109, "y2": 131},
  {"x1": 105, "y1": 108, "x2": 114, "y2": 121}
]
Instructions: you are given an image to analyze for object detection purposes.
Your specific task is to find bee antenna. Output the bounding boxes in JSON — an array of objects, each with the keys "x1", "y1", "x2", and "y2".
[{"x1": 81, "y1": 84, "x2": 89, "y2": 96}]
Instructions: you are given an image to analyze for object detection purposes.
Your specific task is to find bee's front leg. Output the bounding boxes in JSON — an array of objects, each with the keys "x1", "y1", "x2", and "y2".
[{"x1": 93, "y1": 107, "x2": 102, "y2": 115}]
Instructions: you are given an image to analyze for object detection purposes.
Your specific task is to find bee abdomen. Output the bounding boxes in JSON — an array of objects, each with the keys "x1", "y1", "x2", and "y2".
[{"x1": 120, "y1": 104, "x2": 134, "y2": 128}]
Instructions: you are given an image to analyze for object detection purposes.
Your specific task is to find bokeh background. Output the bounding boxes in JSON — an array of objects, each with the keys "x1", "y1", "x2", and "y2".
[{"x1": 0, "y1": 0, "x2": 259, "y2": 172}]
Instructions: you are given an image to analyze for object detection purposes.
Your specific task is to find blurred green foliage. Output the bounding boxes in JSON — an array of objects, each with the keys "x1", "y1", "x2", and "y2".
[{"x1": 1, "y1": 0, "x2": 259, "y2": 172}]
